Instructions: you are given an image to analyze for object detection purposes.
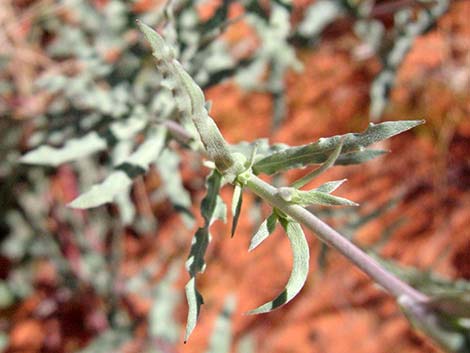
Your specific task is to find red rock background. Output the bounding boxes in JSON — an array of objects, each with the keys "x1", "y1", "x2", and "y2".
[{"x1": 2, "y1": 1, "x2": 469, "y2": 353}]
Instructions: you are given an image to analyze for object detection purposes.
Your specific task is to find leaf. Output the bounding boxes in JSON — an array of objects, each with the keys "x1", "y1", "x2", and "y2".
[
  {"x1": 69, "y1": 127, "x2": 166, "y2": 209},
  {"x1": 231, "y1": 184, "x2": 243, "y2": 237},
  {"x1": 20, "y1": 132, "x2": 107, "y2": 166},
  {"x1": 335, "y1": 149, "x2": 388, "y2": 165},
  {"x1": 291, "y1": 139, "x2": 343, "y2": 188},
  {"x1": 184, "y1": 170, "x2": 224, "y2": 342},
  {"x1": 249, "y1": 212, "x2": 277, "y2": 251},
  {"x1": 185, "y1": 230, "x2": 209, "y2": 343},
  {"x1": 253, "y1": 120, "x2": 424, "y2": 175},
  {"x1": 247, "y1": 220, "x2": 309, "y2": 314},
  {"x1": 291, "y1": 190, "x2": 358, "y2": 207},
  {"x1": 314, "y1": 179, "x2": 347, "y2": 193},
  {"x1": 148, "y1": 262, "x2": 181, "y2": 343}
]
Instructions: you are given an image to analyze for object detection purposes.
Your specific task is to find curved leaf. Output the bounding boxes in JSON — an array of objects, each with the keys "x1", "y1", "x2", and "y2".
[
  {"x1": 314, "y1": 179, "x2": 347, "y2": 194},
  {"x1": 184, "y1": 170, "x2": 225, "y2": 342},
  {"x1": 247, "y1": 220, "x2": 309, "y2": 314},
  {"x1": 249, "y1": 212, "x2": 277, "y2": 251}
]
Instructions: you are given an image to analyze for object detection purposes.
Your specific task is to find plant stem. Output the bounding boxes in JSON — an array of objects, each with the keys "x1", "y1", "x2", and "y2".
[{"x1": 246, "y1": 174, "x2": 428, "y2": 303}]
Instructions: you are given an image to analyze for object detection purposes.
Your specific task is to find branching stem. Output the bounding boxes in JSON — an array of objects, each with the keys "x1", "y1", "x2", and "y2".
[{"x1": 246, "y1": 174, "x2": 428, "y2": 303}]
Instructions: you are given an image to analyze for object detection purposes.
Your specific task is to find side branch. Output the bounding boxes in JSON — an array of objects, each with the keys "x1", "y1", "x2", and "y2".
[{"x1": 246, "y1": 174, "x2": 428, "y2": 303}]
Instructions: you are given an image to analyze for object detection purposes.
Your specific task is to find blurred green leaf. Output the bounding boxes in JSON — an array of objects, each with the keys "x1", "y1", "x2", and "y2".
[
  {"x1": 20, "y1": 132, "x2": 107, "y2": 166},
  {"x1": 69, "y1": 126, "x2": 166, "y2": 209},
  {"x1": 206, "y1": 295, "x2": 237, "y2": 353},
  {"x1": 289, "y1": 189, "x2": 358, "y2": 207}
]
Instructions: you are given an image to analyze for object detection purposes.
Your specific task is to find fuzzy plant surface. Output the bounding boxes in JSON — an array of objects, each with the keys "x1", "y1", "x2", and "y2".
[
  {"x1": 131, "y1": 23, "x2": 468, "y2": 351},
  {"x1": 14, "y1": 2, "x2": 467, "y2": 352}
]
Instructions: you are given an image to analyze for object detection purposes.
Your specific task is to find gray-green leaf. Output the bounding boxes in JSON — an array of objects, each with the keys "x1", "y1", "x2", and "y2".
[
  {"x1": 314, "y1": 179, "x2": 347, "y2": 194},
  {"x1": 249, "y1": 212, "x2": 277, "y2": 251},
  {"x1": 253, "y1": 120, "x2": 423, "y2": 175},
  {"x1": 184, "y1": 170, "x2": 225, "y2": 342},
  {"x1": 291, "y1": 190, "x2": 358, "y2": 207},
  {"x1": 231, "y1": 184, "x2": 243, "y2": 237},
  {"x1": 20, "y1": 132, "x2": 107, "y2": 166},
  {"x1": 247, "y1": 220, "x2": 309, "y2": 314}
]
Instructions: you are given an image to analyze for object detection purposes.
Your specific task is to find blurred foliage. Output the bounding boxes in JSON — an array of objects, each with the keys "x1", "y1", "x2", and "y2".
[{"x1": 0, "y1": 0, "x2": 467, "y2": 352}]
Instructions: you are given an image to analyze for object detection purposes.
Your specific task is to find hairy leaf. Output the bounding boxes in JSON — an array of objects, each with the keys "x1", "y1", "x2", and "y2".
[
  {"x1": 253, "y1": 120, "x2": 424, "y2": 175},
  {"x1": 314, "y1": 179, "x2": 347, "y2": 194},
  {"x1": 335, "y1": 149, "x2": 388, "y2": 165},
  {"x1": 20, "y1": 132, "x2": 107, "y2": 166},
  {"x1": 247, "y1": 220, "x2": 309, "y2": 314},
  {"x1": 290, "y1": 189, "x2": 358, "y2": 207},
  {"x1": 249, "y1": 212, "x2": 277, "y2": 251},
  {"x1": 184, "y1": 170, "x2": 225, "y2": 342}
]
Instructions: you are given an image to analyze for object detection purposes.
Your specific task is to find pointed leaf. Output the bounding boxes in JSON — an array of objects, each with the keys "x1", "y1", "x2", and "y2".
[
  {"x1": 231, "y1": 184, "x2": 243, "y2": 237},
  {"x1": 184, "y1": 277, "x2": 204, "y2": 344},
  {"x1": 249, "y1": 212, "x2": 277, "y2": 251},
  {"x1": 253, "y1": 120, "x2": 424, "y2": 174},
  {"x1": 184, "y1": 170, "x2": 225, "y2": 342},
  {"x1": 247, "y1": 220, "x2": 309, "y2": 314},
  {"x1": 291, "y1": 190, "x2": 358, "y2": 207},
  {"x1": 20, "y1": 132, "x2": 107, "y2": 166},
  {"x1": 314, "y1": 179, "x2": 347, "y2": 194}
]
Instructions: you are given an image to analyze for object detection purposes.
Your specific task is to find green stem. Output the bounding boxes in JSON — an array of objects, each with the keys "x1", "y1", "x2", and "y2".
[{"x1": 246, "y1": 174, "x2": 428, "y2": 303}]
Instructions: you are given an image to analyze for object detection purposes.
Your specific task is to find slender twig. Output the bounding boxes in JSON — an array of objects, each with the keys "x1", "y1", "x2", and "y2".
[{"x1": 246, "y1": 174, "x2": 429, "y2": 303}]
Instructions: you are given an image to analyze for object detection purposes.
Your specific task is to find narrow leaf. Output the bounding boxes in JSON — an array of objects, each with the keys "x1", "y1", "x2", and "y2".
[
  {"x1": 314, "y1": 179, "x2": 347, "y2": 194},
  {"x1": 247, "y1": 220, "x2": 309, "y2": 314},
  {"x1": 291, "y1": 139, "x2": 343, "y2": 188},
  {"x1": 201, "y1": 170, "x2": 225, "y2": 225},
  {"x1": 231, "y1": 184, "x2": 243, "y2": 238},
  {"x1": 291, "y1": 190, "x2": 358, "y2": 207},
  {"x1": 253, "y1": 120, "x2": 423, "y2": 175},
  {"x1": 249, "y1": 212, "x2": 277, "y2": 251},
  {"x1": 20, "y1": 132, "x2": 107, "y2": 166},
  {"x1": 185, "y1": 277, "x2": 204, "y2": 344}
]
